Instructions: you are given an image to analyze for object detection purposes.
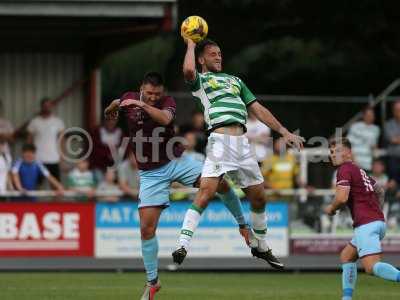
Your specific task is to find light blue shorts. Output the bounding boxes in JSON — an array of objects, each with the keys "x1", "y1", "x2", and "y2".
[
  {"x1": 350, "y1": 220, "x2": 386, "y2": 258},
  {"x1": 138, "y1": 155, "x2": 203, "y2": 208}
]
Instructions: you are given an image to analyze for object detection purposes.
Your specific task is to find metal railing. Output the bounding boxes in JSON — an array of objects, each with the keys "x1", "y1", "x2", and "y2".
[
  {"x1": 330, "y1": 78, "x2": 400, "y2": 138},
  {"x1": 0, "y1": 188, "x2": 335, "y2": 199}
]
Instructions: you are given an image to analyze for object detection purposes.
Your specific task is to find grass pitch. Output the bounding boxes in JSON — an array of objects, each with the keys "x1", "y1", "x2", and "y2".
[{"x1": 0, "y1": 271, "x2": 398, "y2": 300}]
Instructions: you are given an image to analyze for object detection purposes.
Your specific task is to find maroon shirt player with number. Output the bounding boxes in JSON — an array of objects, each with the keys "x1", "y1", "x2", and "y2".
[
  {"x1": 335, "y1": 160, "x2": 384, "y2": 228},
  {"x1": 325, "y1": 138, "x2": 400, "y2": 300}
]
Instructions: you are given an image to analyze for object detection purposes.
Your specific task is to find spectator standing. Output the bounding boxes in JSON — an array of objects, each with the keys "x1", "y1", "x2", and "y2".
[
  {"x1": 370, "y1": 159, "x2": 399, "y2": 229},
  {"x1": 89, "y1": 118, "x2": 122, "y2": 182},
  {"x1": 384, "y1": 101, "x2": 400, "y2": 184},
  {"x1": 117, "y1": 152, "x2": 140, "y2": 200},
  {"x1": 370, "y1": 159, "x2": 389, "y2": 188},
  {"x1": 97, "y1": 168, "x2": 121, "y2": 202},
  {"x1": 182, "y1": 131, "x2": 205, "y2": 162},
  {"x1": 180, "y1": 111, "x2": 207, "y2": 153},
  {"x1": 27, "y1": 98, "x2": 65, "y2": 180},
  {"x1": 261, "y1": 138, "x2": 300, "y2": 190},
  {"x1": 0, "y1": 100, "x2": 14, "y2": 156},
  {"x1": 246, "y1": 111, "x2": 271, "y2": 162},
  {"x1": 347, "y1": 107, "x2": 380, "y2": 172},
  {"x1": 0, "y1": 138, "x2": 12, "y2": 193},
  {"x1": 11, "y1": 144, "x2": 64, "y2": 199},
  {"x1": 67, "y1": 159, "x2": 96, "y2": 201}
]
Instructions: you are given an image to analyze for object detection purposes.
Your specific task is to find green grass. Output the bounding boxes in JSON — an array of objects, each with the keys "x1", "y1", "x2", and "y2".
[{"x1": 0, "y1": 272, "x2": 398, "y2": 299}]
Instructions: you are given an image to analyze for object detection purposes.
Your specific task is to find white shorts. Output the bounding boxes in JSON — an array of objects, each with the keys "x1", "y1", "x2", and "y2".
[{"x1": 201, "y1": 132, "x2": 264, "y2": 188}]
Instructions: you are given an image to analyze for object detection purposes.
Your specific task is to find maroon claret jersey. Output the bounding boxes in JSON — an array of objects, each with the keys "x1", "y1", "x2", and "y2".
[
  {"x1": 119, "y1": 92, "x2": 184, "y2": 170},
  {"x1": 336, "y1": 161, "x2": 384, "y2": 228}
]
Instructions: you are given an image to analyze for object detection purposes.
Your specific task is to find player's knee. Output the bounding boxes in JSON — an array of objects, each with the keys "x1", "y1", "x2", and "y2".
[
  {"x1": 250, "y1": 193, "x2": 266, "y2": 208},
  {"x1": 216, "y1": 179, "x2": 230, "y2": 193},
  {"x1": 364, "y1": 264, "x2": 374, "y2": 275},
  {"x1": 340, "y1": 251, "x2": 352, "y2": 263},
  {"x1": 140, "y1": 224, "x2": 156, "y2": 240}
]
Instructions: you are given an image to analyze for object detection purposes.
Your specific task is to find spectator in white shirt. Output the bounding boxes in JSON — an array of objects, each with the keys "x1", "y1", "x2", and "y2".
[
  {"x1": 347, "y1": 107, "x2": 380, "y2": 172},
  {"x1": 27, "y1": 98, "x2": 65, "y2": 180},
  {"x1": 246, "y1": 111, "x2": 272, "y2": 162},
  {"x1": 0, "y1": 138, "x2": 12, "y2": 193},
  {"x1": 0, "y1": 99, "x2": 14, "y2": 156},
  {"x1": 384, "y1": 101, "x2": 400, "y2": 183}
]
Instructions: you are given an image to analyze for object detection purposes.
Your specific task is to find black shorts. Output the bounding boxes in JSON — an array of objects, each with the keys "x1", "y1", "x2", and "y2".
[{"x1": 38, "y1": 163, "x2": 60, "y2": 184}]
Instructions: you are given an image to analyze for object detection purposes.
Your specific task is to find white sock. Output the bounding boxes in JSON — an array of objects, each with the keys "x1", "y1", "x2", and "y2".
[
  {"x1": 249, "y1": 206, "x2": 268, "y2": 251},
  {"x1": 178, "y1": 204, "x2": 203, "y2": 249}
]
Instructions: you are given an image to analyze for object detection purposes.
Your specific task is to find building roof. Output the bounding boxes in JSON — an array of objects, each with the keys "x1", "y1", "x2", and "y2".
[
  {"x1": 0, "y1": 0, "x2": 176, "y2": 18},
  {"x1": 0, "y1": 0, "x2": 177, "y2": 54}
]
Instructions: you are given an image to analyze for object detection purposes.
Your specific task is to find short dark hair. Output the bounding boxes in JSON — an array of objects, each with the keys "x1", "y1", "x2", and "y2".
[
  {"x1": 142, "y1": 72, "x2": 164, "y2": 86},
  {"x1": 329, "y1": 138, "x2": 352, "y2": 150},
  {"x1": 372, "y1": 158, "x2": 385, "y2": 166},
  {"x1": 195, "y1": 39, "x2": 219, "y2": 58},
  {"x1": 362, "y1": 106, "x2": 374, "y2": 114},
  {"x1": 191, "y1": 109, "x2": 203, "y2": 116},
  {"x1": 40, "y1": 97, "x2": 52, "y2": 107},
  {"x1": 22, "y1": 143, "x2": 36, "y2": 153}
]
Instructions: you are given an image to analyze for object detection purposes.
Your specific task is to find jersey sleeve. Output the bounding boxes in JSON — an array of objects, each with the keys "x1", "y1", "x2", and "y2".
[
  {"x1": 27, "y1": 118, "x2": 37, "y2": 134},
  {"x1": 185, "y1": 70, "x2": 201, "y2": 92},
  {"x1": 336, "y1": 166, "x2": 351, "y2": 188},
  {"x1": 238, "y1": 78, "x2": 257, "y2": 106},
  {"x1": 11, "y1": 159, "x2": 22, "y2": 174},
  {"x1": 369, "y1": 176, "x2": 377, "y2": 187},
  {"x1": 37, "y1": 162, "x2": 50, "y2": 178},
  {"x1": 57, "y1": 118, "x2": 65, "y2": 132},
  {"x1": 161, "y1": 96, "x2": 177, "y2": 120}
]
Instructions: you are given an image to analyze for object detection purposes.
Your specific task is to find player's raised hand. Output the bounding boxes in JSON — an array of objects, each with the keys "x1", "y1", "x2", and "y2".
[
  {"x1": 120, "y1": 99, "x2": 144, "y2": 108},
  {"x1": 184, "y1": 37, "x2": 196, "y2": 47},
  {"x1": 282, "y1": 130, "x2": 305, "y2": 151}
]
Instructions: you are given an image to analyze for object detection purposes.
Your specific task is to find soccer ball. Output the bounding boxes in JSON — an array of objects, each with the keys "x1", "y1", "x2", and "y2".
[{"x1": 181, "y1": 16, "x2": 208, "y2": 43}]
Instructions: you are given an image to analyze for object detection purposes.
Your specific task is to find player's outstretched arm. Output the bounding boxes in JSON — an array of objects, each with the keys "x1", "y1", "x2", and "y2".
[
  {"x1": 182, "y1": 39, "x2": 197, "y2": 82},
  {"x1": 324, "y1": 186, "x2": 350, "y2": 216},
  {"x1": 248, "y1": 101, "x2": 305, "y2": 150}
]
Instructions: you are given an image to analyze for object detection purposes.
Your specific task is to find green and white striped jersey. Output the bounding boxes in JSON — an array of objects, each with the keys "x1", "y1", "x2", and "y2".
[{"x1": 187, "y1": 71, "x2": 257, "y2": 130}]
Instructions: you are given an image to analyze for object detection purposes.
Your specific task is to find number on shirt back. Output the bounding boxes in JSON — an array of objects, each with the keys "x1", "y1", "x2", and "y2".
[{"x1": 360, "y1": 169, "x2": 373, "y2": 192}]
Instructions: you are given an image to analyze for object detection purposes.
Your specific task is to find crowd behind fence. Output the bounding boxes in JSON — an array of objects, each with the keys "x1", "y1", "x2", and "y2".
[{"x1": 2, "y1": 95, "x2": 400, "y2": 235}]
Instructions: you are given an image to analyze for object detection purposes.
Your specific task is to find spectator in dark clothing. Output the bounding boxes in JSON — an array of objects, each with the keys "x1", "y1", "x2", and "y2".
[
  {"x1": 384, "y1": 101, "x2": 400, "y2": 183},
  {"x1": 89, "y1": 118, "x2": 123, "y2": 182}
]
